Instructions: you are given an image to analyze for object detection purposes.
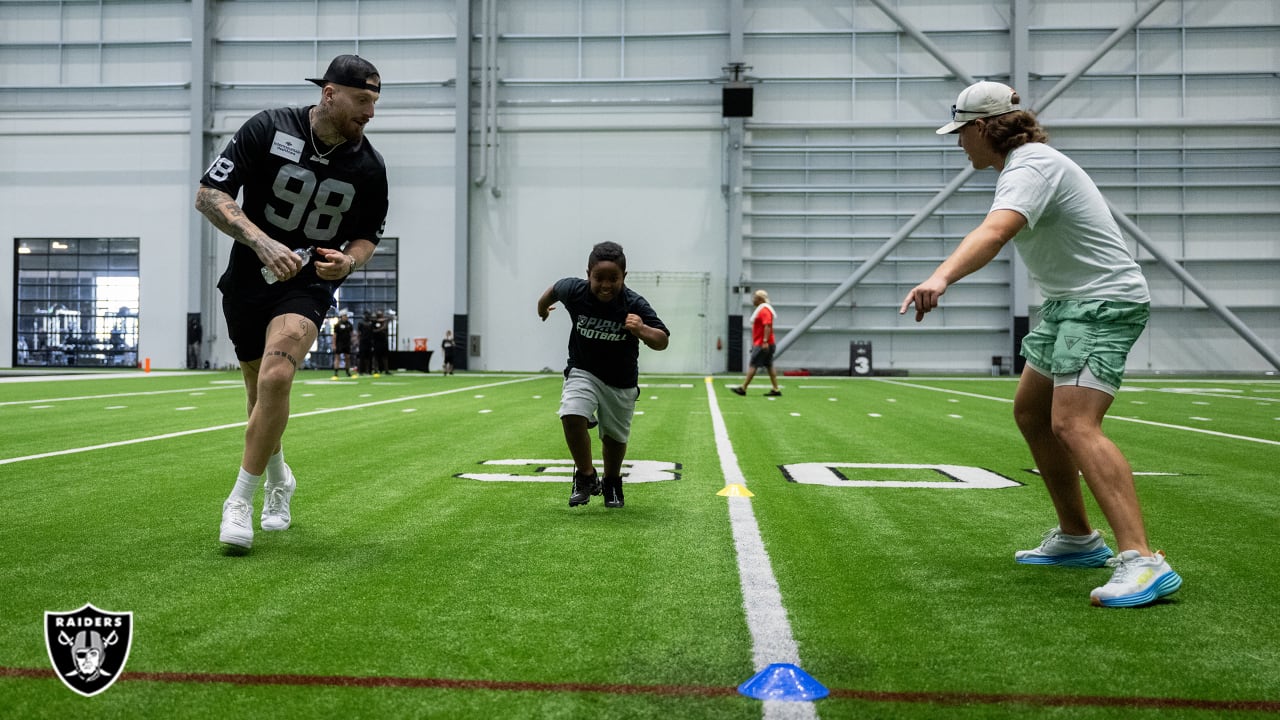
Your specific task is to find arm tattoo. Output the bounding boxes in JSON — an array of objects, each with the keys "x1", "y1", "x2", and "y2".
[
  {"x1": 265, "y1": 350, "x2": 297, "y2": 368},
  {"x1": 195, "y1": 187, "x2": 262, "y2": 249}
]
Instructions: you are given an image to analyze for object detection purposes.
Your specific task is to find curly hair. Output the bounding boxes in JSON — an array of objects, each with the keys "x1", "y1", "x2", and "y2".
[
  {"x1": 588, "y1": 241, "x2": 627, "y2": 272},
  {"x1": 981, "y1": 105, "x2": 1050, "y2": 156}
]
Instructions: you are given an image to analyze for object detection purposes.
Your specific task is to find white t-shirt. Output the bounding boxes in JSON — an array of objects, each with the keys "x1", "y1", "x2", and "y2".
[{"x1": 992, "y1": 143, "x2": 1149, "y2": 302}]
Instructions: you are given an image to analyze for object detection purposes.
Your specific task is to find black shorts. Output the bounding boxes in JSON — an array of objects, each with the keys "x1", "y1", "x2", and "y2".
[
  {"x1": 749, "y1": 344, "x2": 775, "y2": 369},
  {"x1": 222, "y1": 289, "x2": 330, "y2": 362},
  {"x1": 334, "y1": 337, "x2": 352, "y2": 354}
]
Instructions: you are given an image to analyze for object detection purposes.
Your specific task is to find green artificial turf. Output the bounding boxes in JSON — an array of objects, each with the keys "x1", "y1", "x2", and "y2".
[{"x1": 1, "y1": 370, "x2": 1277, "y2": 719}]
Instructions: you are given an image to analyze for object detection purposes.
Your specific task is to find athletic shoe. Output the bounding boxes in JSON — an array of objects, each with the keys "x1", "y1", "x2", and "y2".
[
  {"x1": 603, "y1": 476, "x2": 624, "y2": 508},
  {"x1": 331, "y1": 375, "x2": 340, "y2": 381},
  {"x1": 730, "y1": 386, "x2": 746, "y2": 396},
  {"x1": 1090, "y1": 550, "x2": 1182, "y2": 608},
  {"x1": 1015, "y1": 527, "x2": 1114, "y2": 567},
  {"x1": 219, "y1": 498, "x2": 253, "y2": 551},
  {"x1": 765, "y1": 389, "x2": 782, "y2": 397},
  {"x1": 569, "y1": 470, "x2": 600, "y2": 507},
  {"x1": 260, "y1": 467, "x2": 296, "y2": 531}
]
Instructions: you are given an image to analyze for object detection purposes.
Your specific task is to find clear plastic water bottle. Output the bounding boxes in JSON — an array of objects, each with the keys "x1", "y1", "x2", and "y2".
[{"x1": 261, "y1": 247, "x2": 313, "y2": 284}]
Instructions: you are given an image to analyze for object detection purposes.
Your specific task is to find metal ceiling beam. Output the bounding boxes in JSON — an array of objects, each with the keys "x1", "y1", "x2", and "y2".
[
  {"x1": 1108, "y1": 200, "x2": 1280, "y2": 371},
  {"x1": 864, "y1": 0, "x2": 974, "y2": 86},
  {"x1": 775, "y1": 0, "x2": 1173, "y2": 358}
]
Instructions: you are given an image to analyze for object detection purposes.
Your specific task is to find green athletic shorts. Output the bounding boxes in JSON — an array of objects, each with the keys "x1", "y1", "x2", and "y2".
[{"x1": 1020, "y1": 299, "x2": 1149, "y2": 391}]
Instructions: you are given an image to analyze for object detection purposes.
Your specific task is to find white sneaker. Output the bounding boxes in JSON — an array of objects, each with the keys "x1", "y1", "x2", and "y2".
[
  {"x1": 1015, "y1": 527, "x2": 1114, "y2": 567},
  {"x1": 219, "y1": 498, "x2": 254, "y2": 550},
  {"x1": 1090, "y1": 550, "x2": 1182, "y2": 608},
  {"x1": 260, "y1": 467, "x2": 296, "y2": 531}
]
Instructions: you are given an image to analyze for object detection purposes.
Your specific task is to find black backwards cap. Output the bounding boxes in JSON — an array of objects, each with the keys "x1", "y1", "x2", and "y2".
[{"x1": 306, "y1": 55, "x2": 381, "y2": 93}]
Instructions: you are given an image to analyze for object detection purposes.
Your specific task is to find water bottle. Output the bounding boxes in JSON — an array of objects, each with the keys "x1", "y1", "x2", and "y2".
[{"x1": 261, "y1": 247, "x2": 313, "y2": 284}]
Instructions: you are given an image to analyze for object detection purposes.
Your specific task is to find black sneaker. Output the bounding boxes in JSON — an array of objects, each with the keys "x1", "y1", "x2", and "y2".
[
  {"x1": 765, "y1": 389, "x2": 782, "y2": 396},
  {"x1": 570, "y1": 470, "x2": 599, "y2": 507},
  {"x1": 730, "y1": 386, "x2": 746, "y2": 396},
  {"x1": 603, "y1": 476, "x2": 624, "y2": 508}
]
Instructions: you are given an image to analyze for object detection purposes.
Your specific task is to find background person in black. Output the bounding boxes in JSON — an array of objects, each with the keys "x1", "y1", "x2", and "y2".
[
  {"x1": 537, "y1": 241, "x2": 669, "y2": 508},
  {"x1": 440, "y1": 329, "x2": 456, "y2": 375},
  {"x1": 371, "y1": 309, "x2": 391, "y2": 376},
  {"x1": 331, "y1": 310, "x2": 354, "y2": 378},
  {"x1": 356, "y1": 310, "x2": 375, "y2": 375},
  {"x1": 195, "y1": 54, "x2": 389, "y2": 553}
]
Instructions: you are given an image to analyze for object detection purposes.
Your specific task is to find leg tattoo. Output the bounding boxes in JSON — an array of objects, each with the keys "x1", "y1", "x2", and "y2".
[{"x1": 265, "y1": 350, "x2": 297, "y2": 368}]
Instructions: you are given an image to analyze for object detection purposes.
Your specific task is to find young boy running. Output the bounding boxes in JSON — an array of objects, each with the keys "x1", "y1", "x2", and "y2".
[{"x1": 537, "y1": 242, "x2": 670, "y2": 508}]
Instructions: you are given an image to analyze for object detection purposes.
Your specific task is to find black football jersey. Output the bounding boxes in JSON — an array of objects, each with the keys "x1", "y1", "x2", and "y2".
[{"x1": 201, "y1": 106, "x2": 389, "y2": 299}]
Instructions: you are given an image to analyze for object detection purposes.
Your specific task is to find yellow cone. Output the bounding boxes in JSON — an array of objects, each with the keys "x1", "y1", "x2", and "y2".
[{"x1": 717, "y1": 484, "x2": 754, "y2": 497}]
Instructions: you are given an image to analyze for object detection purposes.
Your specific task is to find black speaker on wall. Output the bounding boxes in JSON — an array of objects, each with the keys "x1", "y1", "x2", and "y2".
[{"x1": 722, "y1": 86, "x2": 754, "y2": 117}]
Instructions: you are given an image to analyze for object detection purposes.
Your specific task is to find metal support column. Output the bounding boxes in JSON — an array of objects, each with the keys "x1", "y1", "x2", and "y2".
[
  {"x1": 453, "y1": 0, "x2": 472, "y2": 369},
  {"x1": 188, "y1": 0, "x2": 215, "y2": 363},
  {"x1": 725, "y1": 0, "x2": 746, "y2": 372},
  {"x1": 1008, "y1": 0, "x2": 1032, "y2": 372}
]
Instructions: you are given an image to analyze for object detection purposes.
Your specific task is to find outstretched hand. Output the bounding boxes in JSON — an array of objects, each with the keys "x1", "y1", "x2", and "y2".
[
  {"x1": 899, "y1": 278, "x2": 948, "y2": 322},
  {"x1": 538, "y1": 304, "x2": 557, "y2": 321}
]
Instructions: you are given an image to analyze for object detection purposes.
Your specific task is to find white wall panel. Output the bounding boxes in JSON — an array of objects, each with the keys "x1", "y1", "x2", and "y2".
[
  {"x1": 0, "y1": 120, "x2": 191, "y2": 368},
  {"x1": 468, "y1": 128, "x2": 727, "y2": 373}
]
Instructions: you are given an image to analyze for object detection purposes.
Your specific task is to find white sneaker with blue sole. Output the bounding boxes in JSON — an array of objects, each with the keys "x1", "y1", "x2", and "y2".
[
  {"x1": 1090, "y1": 550, "x2": 1182, "y2": 608},
  {"x1": 1015, "y1": 527, "x2": 1114, "y2": 567}
]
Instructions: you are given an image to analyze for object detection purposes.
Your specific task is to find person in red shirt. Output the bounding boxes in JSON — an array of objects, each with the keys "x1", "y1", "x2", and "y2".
[{"x1": 731, "y1": 289, "x2": 781, "y2": 397}]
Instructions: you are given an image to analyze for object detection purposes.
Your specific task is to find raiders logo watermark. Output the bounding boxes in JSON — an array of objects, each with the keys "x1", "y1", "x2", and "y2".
[{"x1": 44, "y1": 603, "x2": 133, "y2": 697}]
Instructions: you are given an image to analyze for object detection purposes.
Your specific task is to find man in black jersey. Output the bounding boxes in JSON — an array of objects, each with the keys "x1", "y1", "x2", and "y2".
[
  {"x1": 331, "y1": 310, "x2": 354, "y2": 379},
  {"x1": 196, "y1": 55, "x2": 389, "y2": 553}
]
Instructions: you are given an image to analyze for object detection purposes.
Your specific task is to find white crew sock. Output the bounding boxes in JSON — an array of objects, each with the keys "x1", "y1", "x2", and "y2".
[
  {"x1": 229, "y1": 467, "x2": 262, "y2": 505},
  {"x1": 265, "y1": 450, "x2": 287, "y2": 484}
]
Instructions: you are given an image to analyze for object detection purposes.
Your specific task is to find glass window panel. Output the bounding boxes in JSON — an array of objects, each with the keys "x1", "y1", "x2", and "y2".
[{"x1": 14, "y1": 237, "x2": 140, "y2": 367}]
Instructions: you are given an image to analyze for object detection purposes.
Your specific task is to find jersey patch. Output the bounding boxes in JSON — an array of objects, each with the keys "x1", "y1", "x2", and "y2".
[{"x1": 270, "y1": 131, "x2": 305, "y2": 163}]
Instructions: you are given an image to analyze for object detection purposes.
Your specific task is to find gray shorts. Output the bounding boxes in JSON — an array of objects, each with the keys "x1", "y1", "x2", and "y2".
[
  {"x1": 559, "y1": 368, "x2": 639, "y2": 443},
  {"x1": 749, "y1": 344, "x2": 775, "y2": 369}
]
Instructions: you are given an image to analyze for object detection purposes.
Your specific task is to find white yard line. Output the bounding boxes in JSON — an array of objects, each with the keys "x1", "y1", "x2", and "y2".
[
  {"x1": 0, "y1": 384, "x2": 244, "y2": 407},
  {"x1": 873, "y1": 378, "x2": 1280, "y2": 447},
  {"x1": 704, "y1": 378, "x2": 819, "y2": 720},
  {"x1": 0, "y1": 376, "x2": 546, "y2": 466}
]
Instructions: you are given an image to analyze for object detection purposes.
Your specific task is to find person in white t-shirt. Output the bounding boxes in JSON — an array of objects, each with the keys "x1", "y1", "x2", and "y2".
[{"x1": 900, "y1": 81, "x2": 1181, "y2": 609}]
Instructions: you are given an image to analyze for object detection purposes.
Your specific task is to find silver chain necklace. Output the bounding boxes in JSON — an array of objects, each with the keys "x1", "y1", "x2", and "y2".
[{"x1": 308, "y1": 109, "x2": 346, "y2": 164}]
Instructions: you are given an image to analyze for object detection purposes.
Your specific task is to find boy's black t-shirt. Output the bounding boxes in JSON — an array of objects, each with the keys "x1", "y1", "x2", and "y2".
[{"x1": 551, "y1": 277, "x2": 669, "y2": 389}]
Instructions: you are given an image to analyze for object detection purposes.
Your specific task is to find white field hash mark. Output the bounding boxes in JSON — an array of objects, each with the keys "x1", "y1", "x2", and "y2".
[{"x1": 704, "y1": 378, "x2": 819, "y2": 720}]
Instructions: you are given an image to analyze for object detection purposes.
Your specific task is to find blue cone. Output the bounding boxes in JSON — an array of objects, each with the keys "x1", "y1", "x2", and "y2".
[{"x1": 737, "y1": 662, "x2": 829, "y2": 701}]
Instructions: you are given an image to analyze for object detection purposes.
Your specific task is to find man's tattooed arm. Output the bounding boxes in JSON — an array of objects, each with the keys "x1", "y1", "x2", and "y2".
[{"x1": 194, "y1": 186, "x2": 273, "y2": 252}]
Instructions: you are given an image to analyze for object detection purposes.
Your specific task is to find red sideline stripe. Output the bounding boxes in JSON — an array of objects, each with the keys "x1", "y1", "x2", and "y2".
[
  {"x1": 826, "y1": 688, "x2": 1280, "y2": 713},
  {"x1": 0, "y1": 667, "x2": 734, "y2": 698},
  {"x1": 3, "y1": 666, "x2": 1279, "y2": 712}
]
